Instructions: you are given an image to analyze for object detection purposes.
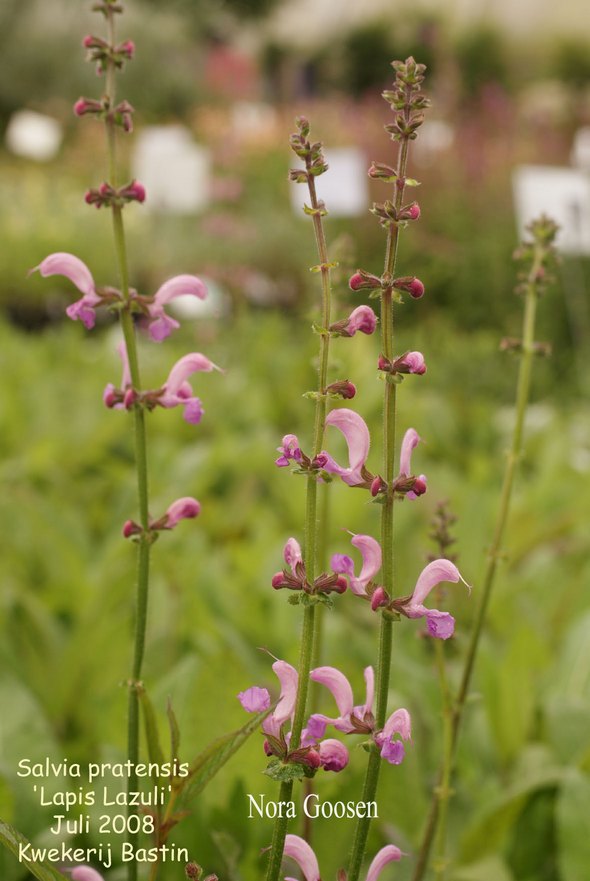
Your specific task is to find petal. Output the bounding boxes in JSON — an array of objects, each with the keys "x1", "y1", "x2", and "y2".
[
  {"x1": 304, "y1": 713, "x2": 330, "y2": 740},
  {"x1": 117, "y1": 341, "x2": 132, "y2": 388},
  {"x1": 410, "y1": 559, "x2": 462, "y2": 606},
  {"x1": 182, "y1": 398, "x2": 204, "y2": 424},
  {"x1": 164, "y1": 353, "x2": 217, "y2": 395},
  {"x1": 272, "y1": 660, "x2": 298, "y2": 726},
  {"x1": 65, "y1": 299, "x2": 97, "y2": 328},
  {"x1": 379, "y1": 740, "x2": 405, "y2": 765},
  {"x1": 346, "y1": 304, "x2": 377, "y2": 335},
  {"x1": 365, "y1": 845, "x2": 403, "y2": 881},
  {"x1": 153, "y1": 273, "x2": 208, "y2": 305},
  {"x1": 283, "y1": 835, "x2": 320, "y2": 881},
  {"x1": 164, "y1": 497, "x2": 200, "y2": 527},
  {"x1": 404, "y1": 351, "x2": 426, "y2": 374},
  {"x1": 331, "y1": 553, "x2": 354, "y2": 576},
  {"x1": 310, "y1": 666, "x2": 354, "y2": 718},
  {"x1": 382, "y1": 708, "x2": 411, "y2": 742},
  {"x1": 351, "y1": 534, "x2": 382, "y2": 591},
  {"x1": 398, "y1": 427, "x2": 421, "y2": 477},
  {"x1": 426, "y1": 610, "x2": 455, "y2": 640},
  {"x1": 324, "y1": 408, "x2": 370, "y2": 481},
  {"x1": 148, "y1": 313, "x2": 179, "y2": 342},
  {"x1": 319, "y1": 738, "x2": 349, "y2": 772},
  {"x1": 70, "y1": 869, "x2": 106, "y2": 881},
  {"x1": 362, "y1": 666, "x2": 375, "y2": 717},
  {"x1": 238, "y1": 686, "x2": 271, "y2": 713},
  {"x1": 284, "y1": 538, "x2": 303, "y2": 569},
  {"x1": 36, "y1": 253, "x2": 96, "y2": 298}
]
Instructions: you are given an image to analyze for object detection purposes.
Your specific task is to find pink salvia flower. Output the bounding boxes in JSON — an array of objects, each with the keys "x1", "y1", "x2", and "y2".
[
  {"x1": 398, "y1": 427, "x2": 427, "y2": 499},
  {"x1": 318, "y1": 408, "x2": 370, "y2": 486},
  {"x1": 146, "y1": 274, "x2": 208, "y2": 341},
  {"x1": 400, "y1": 351, "x2": 427, "y2": 375},
  {"x1": 283, "y1": 837, "x2": 403, "y2": 881},
  {"x1": 238, "y1": 686, "x2": 271, "y2": 713},
  {"x1": 331, "y1": 534, "x2": 381, "y2": 596},
  {"x1": 163, "y1": 497, "x2": 201, "y2": 528},
  {"x1": 276, "y1": 434, "x2": 303, "y2": 467},
  {"x1": 375, "y1": 708, "x2": 412, "y2": 764},
  {"x1": 365, "y1": 845, "x2": 404, "y2": 881},
  {"x1": 283, "y1": 835, "x2": 320, "y2": 881},
  {"x1": 70, "y1": 869, "x2": 106, "y2": 881},
  {"x1": 34, "y1": 253, "x2": 101, "y2": 329},
  {"x1": 160, "y1": 353, "x2": 218, "y2": 424},
  {"x1": 284, "y1": 537, "x2": 303, "y2": 568},
  {"x1": 259, "y1": 660, "x2": 299, "y2": 739},
  {"x1": 344, "y1": 304, "x2": 378, "y2": 336},
  {"x1": 318, "y1": 738, "x2": 349, "y2": 772},
  {"x1": 405, "y1": 559, "x2": 469, "y2": 639},
  {"x1": 309, "y1": 665, "x2": 374, "y2": 735}
]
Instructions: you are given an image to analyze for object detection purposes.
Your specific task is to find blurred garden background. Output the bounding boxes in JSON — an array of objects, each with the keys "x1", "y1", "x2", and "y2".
[{"x1": 1, "y1": 0, "x2": 590, "y2": 880}]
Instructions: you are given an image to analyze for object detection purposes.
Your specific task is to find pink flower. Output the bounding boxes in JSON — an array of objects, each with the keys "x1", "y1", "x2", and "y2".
[
  {"x1": 145, "y1": 275, "x2": 208, "y2": 341},
  {"x1": 393, "y1": 276, "x2": 425, "y2": 299},
  {"x1": 275, "y1": 434, "x2": 303, "y2": 467},
  {"x1": 261, "y1": 660, "x2": 299, "y2": 739},
  {"x1": 345, "y1": 305, "x2": 378, "y2": 335},
  {"x1": 403, "y1": 559, "x2": 469, "y2": 639},
  {"x1": 159, "y1": 353, "x2": 218, "y2": 424},
  {"x1": 398, "y1": 351, "x2": 427, "y2": 375},
  {"x1": 317, "y1": 408, "x2": 370, "y2": 486},
  {"x1": 283, "y1": 836, "x2": 403, "y2": 881},
  {"x1": 161, "y1": 497, "x2": 200, "y2": 527},
  {"x1": 318, "y1": 738, "x2": 349, "y2": 772},
  {"x1": 348, "y1": 269, "x2": 381, "y2": 292},
  {"x1": 238, "y1": 686, "x2": 271, "y2": 713},
  {"x1": 331, "y1": 534, "x2": 381, "y2": 596},
  {"x1": 309, "y1": 665, "x2": 411, "y2": 764},
  {"x1": 70, "y1": 869, "x2": 105, "y2": 881},
  {"x1": 272, "y1": 536, "x2": 347, "y2": 594},
  {"x1": 397, "y1": 428, "x2": 427, "y2": 499},
  {"x1": 33, "y1": 253, "x2": 102, "y2": 329}
]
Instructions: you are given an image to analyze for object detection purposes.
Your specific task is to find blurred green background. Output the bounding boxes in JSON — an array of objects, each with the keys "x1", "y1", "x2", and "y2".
[{"x1": 1, "y1": 1, "x2": 590, "y2": 881}]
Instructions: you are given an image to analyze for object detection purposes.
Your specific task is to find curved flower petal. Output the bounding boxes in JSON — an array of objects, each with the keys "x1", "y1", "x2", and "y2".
[
  {"x1": 362, "y1": 665, "x2": 375, "y2": 717},
  {"x1": 425, "y1": 609, "x2": 455, "y2": 639},
  {"x1": 36, "y1": 253, "x2": 97, "y2": 298},
  {"x1": 350, "y1": 534, "x2": 382, "y2": 594},
  {"x1": 153, "y1": 274, "x2": 207, "y2": 306},
  {"x1": 319, "y1": 738, "x2": 349, "y2": 772},
  {"x1": 382, "y1": 708, "x2": 412, "y2": 742},
  {"x1": 321, "y1": 408, "x2": 370, "y2": 486},
  {"x1": 379, "y1": 740, "x2": 406, "y2": 764},
  {"x1": 331, "y1": 553, "x2": 354, "y2": 576},
  {"x1": 365, "y1": 845, "x2": 403, "y2": 881},
  {"x1": 398, "y1": 428, "x2": 421, "y2": 477},
  {"x1": 163, "y1": 353, "x2": 217, "y2": 397},
  {"x1": 310, "y1": 666, "x2": 354, "y2": 720},
  {"x1": 272, "y1": 660, "x2": 298, "y2": 726},
  {"x1": 283, "y1": 835, "x2": 320, "y2": 881},
  {"x1": 403, "y1": 351, "x2": 426, "y2": 375},
  {"x1": 70, "y1": 868, "x2": 106, "y2": 881},
  {"x1": 163, "y1": 497, "x2": 200, "y2": 528},
  {"x1": 410, "y1": 559, "x2": 462, "y2": 606},
  {"x1": 238, "y1": 686, "x2": 271, "y2": 713},
  {"x1": 284, "y1": 537, "x2": 303, "y2": 569}
]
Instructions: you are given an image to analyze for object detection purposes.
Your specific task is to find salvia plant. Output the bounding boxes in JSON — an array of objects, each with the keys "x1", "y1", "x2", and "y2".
[{"x1": 0, "y1": 4, "x2": 561, "y2": 881}]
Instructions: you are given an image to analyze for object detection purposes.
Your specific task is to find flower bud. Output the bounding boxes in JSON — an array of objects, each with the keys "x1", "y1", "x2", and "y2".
[
  {"x1": 400, "y1": 202, "x2": 420, "y2": 221},
  {"x1": 73, "y1": 97, "x2": 103, "y2": 117},
  {"x1": 118, "y1": 40, "x2": 135, "y2": 59},
  {"x1": 371, "y1": 586, "x2": 389, "y2": 611},
  {"x1": 120, "y1": 179, "x2": 146, "y2": 203},
  {"x1": 377, "y1": 355, "x2": 391, "y2": 372},
  {"x1": 349, "y1": 269, "x2": 381, "y2": 292},
  {"x1": 393, "y1": 276, "x2": 425, "y2": 299},
  {"x1": 185, "y1": 863, "x2": 202, "y2": 881},
  {"x1": 411, "y1": 476, "x2": 427, "y2": 497},
  {"x1": 370, "y1": 476, "x2": 386, "y2": 497},
  {"x1": 123, "y1": 519, "x2": 142, "y2": 538},
  {"x1": 325, "y1": 380, "x2": 356, "y2": 400}
]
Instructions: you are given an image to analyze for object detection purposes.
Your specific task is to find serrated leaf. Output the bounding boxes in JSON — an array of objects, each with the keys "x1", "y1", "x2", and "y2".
[
  {"x1": 0, "y1": 821, "x2": 70, "y2": 881},
  {"x1": 138, "y1": 687, "x2": 166, "y2": 780},
  {"x1": 181, "y1": 707, "x2": 271, "y2": 802},
  {"x1": 167, "y1": 697, "x2": 181, "y2": 763},
  {"x1": 264, "y1": 760, "x2": 307, "y2": 783}
]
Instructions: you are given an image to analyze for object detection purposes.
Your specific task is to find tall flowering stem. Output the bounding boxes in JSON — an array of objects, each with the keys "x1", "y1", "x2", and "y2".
[
  {"x1": 99, "y1": 5, "x2": 148, "y2": 879},
  {"x1": 347, "y1": 58, "x2": 430, "y2": 881},
  {"x1": 265, "y1": 119, "x2": 338, "y2": 881},
  {"x1": 412, "y1": 217, "x2": 559, "y2": 881}
]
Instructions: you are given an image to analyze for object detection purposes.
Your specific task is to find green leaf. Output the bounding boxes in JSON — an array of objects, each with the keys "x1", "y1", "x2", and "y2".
[
  {"x1": 138, "y1": 686, "x2": 166, "y2": 781},
  {"x1": 263, "y1": 759, "x2": 307, "y2": 783},
  {"x1": 405, "y1": 178, "x2": 421, "y2": 187},
  {"x1": 181, "y1": 707, "x2": 271, "y2": 802},
  {"x1": 451, "y1": 855, "x2": 513, "y2": 881},
  {"x1": 556, "y1": 770, "x2": 590, "y2": 880},
  {"x1": 0, "y1": 820, "x2": 70, "y2": 881}
]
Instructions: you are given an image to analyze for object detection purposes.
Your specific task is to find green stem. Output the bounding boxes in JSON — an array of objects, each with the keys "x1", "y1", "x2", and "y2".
[
  {"x1": 348, "y1": 128, "x2": 411, "y2": 881},
  {"x1": 264, "y1": 140, "x2": 334, "y2": 881},
  {"x1": 104, "y1": 11, "x2": 151, "y2": 881},
  {"x1": 411, "y1": 243, "x2": 545, "y2": 881}
]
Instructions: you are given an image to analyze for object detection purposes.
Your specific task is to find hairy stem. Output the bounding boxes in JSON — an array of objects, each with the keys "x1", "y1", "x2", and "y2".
[
  {"x1": 105, "y1": 10, "x2": 151, "y2": 881},
  {"x1": 412, "y1": 241, "x2": 547, "y2": 881}
]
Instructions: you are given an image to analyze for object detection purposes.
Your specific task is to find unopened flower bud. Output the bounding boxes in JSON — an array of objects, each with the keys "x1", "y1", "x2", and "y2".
[
  {"x1": 123, "y1": 519, "x2": 142, "y2": 538},
  {"x1": 185, "y1": 863, "x2": 202, "y2": 881},
  {"x1": 271, "y1": 572, "x2": 285, "y2": 589},
  {"x1": 411, "y1": 476, "x2": 427, "y2": 497},
  {"x1": 371, "y1": 476, "x2": 386, "y2": 497},
  {"x1": 393, "y1": 276, "x2": 425, "y2": 299},
  {"x1": 123, "y1": 388, "x2": 137, "y2": 409},
  {"x1": 301, "y1": 749, "x2": 321, "y2": 769},
  {"x1": 406, "y1": 202, "x2": 421, "y2": 220},
  {"x1": 74, "y1": 97, "x2": 103, "y2": 117},
  {"x1": 118, "y1": 40, "x2": 135, "y2": 59},
  {"x1": 263, "y1": 739, "x2": 273, "y2": 757},
  {"x1": 82, "y1": 35, "x2": 95, "y2": 48},
  {"x1": 371, "y1": 586, "x2": 389, "y2": 611},
  {"x1": 349, "y1": 269, "x2": 381, "y2": 292},
  {"x1": 325, "y1": 380, "x2": 356, "y2": 400},
  {"x1": 120, "y1": 179, "x2": 146, "y2": 203}
]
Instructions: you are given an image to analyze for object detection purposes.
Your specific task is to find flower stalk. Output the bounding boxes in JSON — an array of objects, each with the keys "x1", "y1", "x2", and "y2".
[
  {"x1": 412, "y1": 216, "x2": 559, "y2": 881},
  {"x1": 347, "y1": 58, "x2": 429, "y2": 881}
]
